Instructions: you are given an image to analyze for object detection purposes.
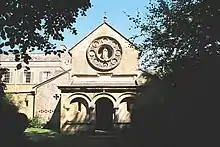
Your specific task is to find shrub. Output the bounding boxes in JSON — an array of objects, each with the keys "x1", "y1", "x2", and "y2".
[
  {"x1": 28, "y1": 116, "x2": 45, "y2": 128},
  {"x1": 3, "y1": 93, "x2": 15, "y2": 104},
  {"x1": 1, "y1": 93, "x2": 19, "y2": 113}
]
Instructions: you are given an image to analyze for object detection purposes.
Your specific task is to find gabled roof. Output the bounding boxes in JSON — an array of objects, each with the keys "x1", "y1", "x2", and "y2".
[
  {"x1": 70, "y1": 22, "x2": 139, "y2": 51},
  {"x1": 32, "y1": 69, "x2": 71, "y2": 89}
]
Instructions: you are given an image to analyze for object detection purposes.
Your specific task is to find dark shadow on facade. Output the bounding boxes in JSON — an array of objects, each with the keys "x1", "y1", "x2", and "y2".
[
  {"x1": 70, "y1": 97, "x2": 89, "y2": 112},
  {"x1": 44, "y1": 99, "x2": 61, "y2": 133},
  {"x1": 60, "y1": 98, "x2": 92, "y2": 134}
]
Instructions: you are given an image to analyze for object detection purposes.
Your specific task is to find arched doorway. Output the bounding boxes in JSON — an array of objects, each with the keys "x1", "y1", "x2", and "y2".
[{"x1": 95, "y1": 98, "x2": 114, "y2": 131}]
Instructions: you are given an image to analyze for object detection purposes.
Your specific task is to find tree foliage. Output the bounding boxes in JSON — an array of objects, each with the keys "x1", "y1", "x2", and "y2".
[
  {"x1": 1, "y1": 93, "x2": 19, "y2": 112},
  {"x1": 127, "y1": 1, "x2": 220, "y2": 144},
  {"x1": 0, "y1": 68, "x2": 9, "y2": 82},
  {"x1": 0, "y1": 0, "x2": 91, "y2": 67},
  {"x1": 0, "y1": 68, "x2": 8, "y2": 101},
  {"x1": 128, "y1": 0, "x2": 220, "y2": 76}
]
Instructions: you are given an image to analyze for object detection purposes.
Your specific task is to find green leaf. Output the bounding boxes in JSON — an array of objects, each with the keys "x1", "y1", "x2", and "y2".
[
  {"x1": 16, "y1": 63, "x2": 22, "y2": 70},
  {"x1": 25, "y1": 66, "x2": 30, "y2": 70},
  {"x1": 0, "y1": 43, "x2": 4, "y2": 48},
  {"x1": 10, "y1": 42, "x2": 15, "y2": 49},
  {"x1": 15, "y1": 57, "x2": 20, "y2": 62},
  {"x1": 23, "y1": 58, "x2": 29, "y2": 65},
  {"x1": 3, "y1": 51, "x2": 9, "y2": 55},
  {"x1": 13, "y1": 50, "x2": 19, "y2": 54},
  {"x1": 5, "y1": 42, "x2": 10, "y2": 46}
]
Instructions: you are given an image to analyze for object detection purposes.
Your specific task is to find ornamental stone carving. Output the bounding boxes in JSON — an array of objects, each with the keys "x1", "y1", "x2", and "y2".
[{"x1": 86, "y1": 36, "x2": 122, "y2": 71}]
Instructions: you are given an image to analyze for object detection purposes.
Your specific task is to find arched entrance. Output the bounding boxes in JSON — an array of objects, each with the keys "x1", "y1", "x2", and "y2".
[{"x1": 95, "y1": 98, "x2": 114, "y2": 131}]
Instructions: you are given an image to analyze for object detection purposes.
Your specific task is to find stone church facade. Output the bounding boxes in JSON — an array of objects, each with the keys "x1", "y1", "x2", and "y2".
[{"x1": 1, "y1": 22, "x2": 150, "y2": 133}]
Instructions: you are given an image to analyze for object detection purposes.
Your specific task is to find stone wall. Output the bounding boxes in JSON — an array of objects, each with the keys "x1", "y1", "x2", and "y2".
[
  {"x1": 34, "y1": 71, "x2": 70, "y2": 123},
  {"x1": 5, "y1": 84, "x2": 35, "y2": 118},
  {"x1": 70, "y1": 23, "x2": 140, "y2": 76}
]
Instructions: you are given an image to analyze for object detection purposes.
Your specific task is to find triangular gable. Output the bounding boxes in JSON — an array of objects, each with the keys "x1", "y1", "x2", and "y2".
[{"x1": 70, "y1": 22, "x2": 139, "y2": 51}]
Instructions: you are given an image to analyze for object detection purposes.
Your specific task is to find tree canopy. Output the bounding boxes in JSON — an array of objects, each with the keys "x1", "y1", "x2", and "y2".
[
  {"x1": 128, "y1": 1, "x2": 220, "y2": 143},
  {"x1": 0, "y1": 0, "x2": 91, "y2": 66},
  {"x1": 128, "y1": 0, "x2": 220, "y2": 76}
]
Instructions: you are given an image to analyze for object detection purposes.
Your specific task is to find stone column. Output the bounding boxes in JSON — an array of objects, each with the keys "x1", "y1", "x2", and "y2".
[
  {"x1": 113, "y1": 107, "x2": 119, "y2": 123},
  {"x1": 113, "y1": 107, "x2": 119, "y2": 130},
  {"x1": 88, "y1": 106, "x2": 96, "y2": 131}
]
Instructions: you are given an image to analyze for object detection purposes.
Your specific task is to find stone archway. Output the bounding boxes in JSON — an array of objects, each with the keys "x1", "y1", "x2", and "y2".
[
  {"x1": 95, "y1": 98, "x2": 114, "y2": 131},
  {"x1": 63, "y1": 93, "x2": 91, "y2": 110},
  {"x1": 117, "y1": 92, "x2": 137, "y2": 107},
  {"x1": 116, "y1": 93, "x2": 137, "y2": 125},
  {"x1": 61, "y1": 93, "x2": 92, "y2": 132},
  {"x1": 70, "y1": 98, "x2": 89, "y2": 113},
  {"x1": 90, "y1": 92, "x2": 117, "y2": 108}
]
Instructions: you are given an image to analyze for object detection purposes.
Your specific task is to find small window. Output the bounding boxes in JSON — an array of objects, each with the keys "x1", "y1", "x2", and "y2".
[
  {"x1": 25, "y1": 98, "x2": 28, "y2": 107},
  {"x1": 42, "y1": 71, "x2": 51, "y2": 81},
  {"x1": 4, "y1": 72, "x2": 10, "y2": 83},
  {"x1": 24, "y1": 72, "x2": 31, "y2": 83}
]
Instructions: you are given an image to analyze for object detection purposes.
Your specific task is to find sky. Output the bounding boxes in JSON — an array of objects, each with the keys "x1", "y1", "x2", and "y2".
[{"x1": 53, "y1": 0, "x2": 150, "y2": 49}]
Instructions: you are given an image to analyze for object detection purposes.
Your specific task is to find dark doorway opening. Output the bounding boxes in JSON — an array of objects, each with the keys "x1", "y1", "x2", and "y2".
[{"x1": 95, "y1": 98, "x2": 114, "y2": 131}]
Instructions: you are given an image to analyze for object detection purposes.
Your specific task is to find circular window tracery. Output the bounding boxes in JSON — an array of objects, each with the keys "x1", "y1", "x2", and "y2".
[{"x1": 86, "y1": 36, "x2": 122, "y2": 71}]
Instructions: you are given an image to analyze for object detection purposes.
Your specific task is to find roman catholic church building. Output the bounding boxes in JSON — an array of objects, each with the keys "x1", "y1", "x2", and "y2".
[{"x1": 1, "y1": 22, "x2": 152, "y2": 133}]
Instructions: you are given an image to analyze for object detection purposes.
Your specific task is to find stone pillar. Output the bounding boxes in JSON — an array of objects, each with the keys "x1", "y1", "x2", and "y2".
[
  {"x1": 113, "y1": 107, "x2": 119, "y2": 130},
  {"x1": 114, "y1": 107, "x2": 119, "y2": 123},
  {"x1": 89, "y1": 107, "x2": 96, "y2": 131}
]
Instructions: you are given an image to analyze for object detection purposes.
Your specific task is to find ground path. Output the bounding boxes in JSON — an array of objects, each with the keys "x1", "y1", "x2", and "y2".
[{"x1": 24, "y1": 129, "x2": 131, "y2": 147}]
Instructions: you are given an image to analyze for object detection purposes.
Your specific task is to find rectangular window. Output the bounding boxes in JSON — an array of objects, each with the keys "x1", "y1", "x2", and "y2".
[
  {"x1": 42, "y1": 71, "x2": 51, "y2": 81},
  {"x1": 24, "y1": 72, "x2": 31, "y2": 83},
  {"x1": 4, "y1": 72, "x2": 10, "y2": 83}
]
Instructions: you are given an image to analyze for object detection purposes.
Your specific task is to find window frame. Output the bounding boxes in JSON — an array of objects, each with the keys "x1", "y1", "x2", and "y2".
[
  {"x1": 42, "y1": 71, "x2": 51, "y2": 81},
  {"x1": 4, "y1": 72, "x2": 10, "y2": 83},
  {"x1": 24, "y1": 71, "x2": 31, "y2": 83}
]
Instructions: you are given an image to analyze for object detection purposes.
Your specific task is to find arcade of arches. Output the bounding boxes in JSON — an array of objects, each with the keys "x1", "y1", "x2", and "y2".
[{"x1": 60, "y1": 92, "x2": 137, "y2": 132}]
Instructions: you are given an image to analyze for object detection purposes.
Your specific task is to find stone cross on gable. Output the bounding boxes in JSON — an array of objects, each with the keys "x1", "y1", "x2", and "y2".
[
  {"x1": 53, "y1": 94, "x2": 60, "y2": 100},
  {"x1": 103, "y1": 12, "x2": 107, "y2": 22}
]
